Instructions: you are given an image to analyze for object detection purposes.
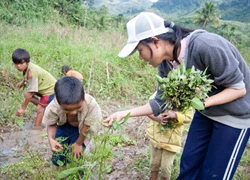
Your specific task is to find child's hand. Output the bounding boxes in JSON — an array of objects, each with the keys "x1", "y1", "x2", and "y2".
[
  {"x1": 16, "y1": 81, "x2": 23, "y2": 89},
  {"x1": 161, "y1": 110, "x2": 177, "y2": 125},
  {"x1": 49, "y1": 139, "x2": 63, "y2": 152},
  {"x1": 72, "y1": 143, "x2": 83, "y2": 159},
  {"x1": 16, "y1": 108, "x2": 24, "y2": 116}
]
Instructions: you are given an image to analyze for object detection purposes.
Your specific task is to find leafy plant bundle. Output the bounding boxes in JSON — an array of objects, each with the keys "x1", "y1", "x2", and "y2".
[{"x1": 156, "y1": 63, "x2": 214, "y2": 128}]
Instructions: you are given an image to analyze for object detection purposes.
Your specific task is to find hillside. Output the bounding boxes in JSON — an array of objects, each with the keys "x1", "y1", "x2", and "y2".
[
  {"x1": 0, "y1": 1, "x2": 250, "y2": 179},
  {"x1": 93, "y1": 0, "x2": 250, "y2": 23},
  {"x1": 93, "y1": 0, "x2": 155, "y2": 15}
]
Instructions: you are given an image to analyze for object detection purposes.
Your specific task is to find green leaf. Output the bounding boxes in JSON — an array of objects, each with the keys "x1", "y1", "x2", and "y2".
[
  {"x1": 179, "y1": 63, "x2": 186, "y2": 73},
  {"x1": 56, "y1": 160, "x2": 64, "y2": 167},
  {"x1": 191, "y1": 97, "x2": 204, "y2": 110},
  {"x1": 112, "y1": 121, "x2": 118, "y2": 130},
  {"x1": 58, "y1": 166, "x2": 84, "y2": 179},
  {"x1": 155, "y1": 75, "x2": 163, "y2": 83},
  {"x1": 106, "y1": 165, "x2": 113, "y2": 174},
  {"x1": 118, "y1": 112, "x2": 130, "y2": 125}
]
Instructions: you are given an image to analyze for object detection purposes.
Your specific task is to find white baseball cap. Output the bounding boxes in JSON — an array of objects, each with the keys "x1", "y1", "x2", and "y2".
[{"x1": 118, "y1": 12, "x2": 173, "y2": 58}]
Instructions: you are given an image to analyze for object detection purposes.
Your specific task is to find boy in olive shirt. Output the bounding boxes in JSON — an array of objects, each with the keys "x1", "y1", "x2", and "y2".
[{"x1": 12, "y1": 48, "x2": 56, "y2": 127}]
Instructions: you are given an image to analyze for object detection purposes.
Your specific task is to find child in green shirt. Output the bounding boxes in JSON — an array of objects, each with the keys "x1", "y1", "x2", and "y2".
[{"x1": 12, "y1": 48, "x2": 56, "y2": 127}]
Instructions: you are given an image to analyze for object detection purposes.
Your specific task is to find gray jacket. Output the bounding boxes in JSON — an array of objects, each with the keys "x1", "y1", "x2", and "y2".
[{"x1": 150, "y1": 30, "x2": 250, "y2": 128}]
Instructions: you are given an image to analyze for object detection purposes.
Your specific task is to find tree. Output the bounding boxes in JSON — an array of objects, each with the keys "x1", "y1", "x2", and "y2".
[
  {"x1": 194, "y1": 1, "x2": 220, "y2": 29},
  {"x1": 219, "y1": 23, "x2": 237, "y2": 44}
]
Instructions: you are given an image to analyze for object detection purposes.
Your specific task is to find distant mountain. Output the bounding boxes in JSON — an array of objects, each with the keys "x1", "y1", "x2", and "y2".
[
  {"x1": 153, "y1": 0, "x2": 250, "y2": 22},
  {"x1": 91, "y1": 0, "x2": 250, "y2": 22},
  {"x1": 92, "y1": 0, "x2": 155, "y2": 15},
  {"x1": 151, "y1": 0, "x2": 222, "y2": 12},
  {"x1": 219, "y1": 0, "x2": 250, "y2": 22}
]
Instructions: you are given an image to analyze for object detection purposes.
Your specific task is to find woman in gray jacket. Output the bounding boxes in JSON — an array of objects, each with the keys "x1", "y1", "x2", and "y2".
[{"x1": 102, "y1": 12, "x2": 250, "y2": 180}]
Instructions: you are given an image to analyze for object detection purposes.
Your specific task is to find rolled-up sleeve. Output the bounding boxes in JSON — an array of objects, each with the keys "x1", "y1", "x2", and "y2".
[
  {"x1": 149, "y1": 61, "x2": 172, "y2": 116},
  {"x1": 42, "y1": 100, "x2": 60, "y2": 126},
  {"x1": 78, "y1": 95, "x2": 102, "y2": 131},
  {"x1": 149, "y1": 89, "x2": 167, "y2": 116}
]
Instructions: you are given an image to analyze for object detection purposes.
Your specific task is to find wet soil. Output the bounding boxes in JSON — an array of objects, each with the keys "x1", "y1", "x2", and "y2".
[
  {"x1": 0, "y1": 118, "x2": 150, "y2": 179},
  {"x1": 0, "y1": 101, "x2": 249, "y2": 179},
  {"x1": 0, "y1": 102, "x2": 152, "y2": 179}
]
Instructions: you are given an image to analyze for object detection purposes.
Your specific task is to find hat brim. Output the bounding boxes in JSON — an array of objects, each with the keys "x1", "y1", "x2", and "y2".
[{"x1": 118, "y1": 41, "x2": 139, "y2": 58}]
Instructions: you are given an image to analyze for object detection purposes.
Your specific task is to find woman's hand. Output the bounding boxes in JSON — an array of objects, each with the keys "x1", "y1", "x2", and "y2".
[{"x1": 102, "y1": 111, "x2": 127, "y2": 127}]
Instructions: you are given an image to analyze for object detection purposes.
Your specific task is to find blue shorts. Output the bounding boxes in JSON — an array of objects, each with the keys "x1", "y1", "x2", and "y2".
[
  {"x1": 51, "y1": 122, "x2": 86, "y2": 166},
  {"x1": 178, "y1": 111, "x2": 250, "y2": 180}
]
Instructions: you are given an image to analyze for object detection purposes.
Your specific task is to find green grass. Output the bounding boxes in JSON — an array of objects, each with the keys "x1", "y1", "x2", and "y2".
[
  {"x1": 0, "y1": 22, "x2": 250, "y2": 179},
  {"x1": 0, "y1": 23, "x2": 157, "y2": 126}
]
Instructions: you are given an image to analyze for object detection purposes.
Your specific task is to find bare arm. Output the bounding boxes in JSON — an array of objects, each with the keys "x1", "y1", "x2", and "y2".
[
  {"x1": 16, "y1": 91, "x2": 35, "y2": 116},
  {"x1": 47, "y1": 125, "x2": 63, "y2": 152},
  {"x1": 16, "y1": 79, "x2": 25, "y2": 89},
  {"x1": 22, "y1": 92, "x2": 35, "y2": 110},
  {"x1": 102, "y1": 103, "x2": 153, "y2": 127},
  {"x1": 72, "y1": 124, "x2": 90, "y2": 158},
  {"x1": 204, "y1": 87, "x2": 246, "y2": 108},
  {"x1": 16, "y1": 69, "x2": 36, "y2": 115},
  {"x1": 148, "y1": 110, "x2": 177, "y2": 125}
]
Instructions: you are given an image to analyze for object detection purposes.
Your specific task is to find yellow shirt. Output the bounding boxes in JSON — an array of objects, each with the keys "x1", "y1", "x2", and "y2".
[
  {"x1": 146, "y1": 109, "x2": 194, "y2": 153},
  {"x1": 66, "y1": 70, "x2": 83, "y2": 80}
]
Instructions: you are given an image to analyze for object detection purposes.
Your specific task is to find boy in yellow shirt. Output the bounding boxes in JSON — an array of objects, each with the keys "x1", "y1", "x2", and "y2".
[
  {"x1": 146, "y1": 94, "x2": 194, "y2": 180},
  {"x1": 61, "y1": 65, "x2": 83, "y2": 80},
  {"x1": 12, "y1": 48, "x2": 56, "y2": 127}
]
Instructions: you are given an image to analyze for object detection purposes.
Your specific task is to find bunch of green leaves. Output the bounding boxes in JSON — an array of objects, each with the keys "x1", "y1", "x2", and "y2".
[{"x1": 156, "y1": 63, "x2": 213, "y2": 128}]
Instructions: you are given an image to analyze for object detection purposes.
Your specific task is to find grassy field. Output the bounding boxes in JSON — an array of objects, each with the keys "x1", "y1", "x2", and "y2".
[
  {"x1": 0, "y1": 23, "x2": 249, "y2": 179},
  {"x1": 0, "y1": 23, "x2": 158, "y2": 126}
]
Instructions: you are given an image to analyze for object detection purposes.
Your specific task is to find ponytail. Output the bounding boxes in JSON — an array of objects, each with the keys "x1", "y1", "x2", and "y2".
[{"x1": 158, "y1": 21, "x2": 194, "y2": 63}]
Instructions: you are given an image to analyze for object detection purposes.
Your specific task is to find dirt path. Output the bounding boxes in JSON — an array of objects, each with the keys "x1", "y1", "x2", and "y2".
[
  {"x1": 0, "y1": 117, "x2": 150, "y2": 179},
  {"x1": 0, "y1": 126, "x2": 51, "y2": 166},
  {"x1": 0, "y1": 102, "x2": 153, "y2": 179}
]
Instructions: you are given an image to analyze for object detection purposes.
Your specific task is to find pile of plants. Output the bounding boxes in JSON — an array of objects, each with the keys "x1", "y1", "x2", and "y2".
[{"x1": 156, "y1": 63, "x2": 214, "y2": 129}]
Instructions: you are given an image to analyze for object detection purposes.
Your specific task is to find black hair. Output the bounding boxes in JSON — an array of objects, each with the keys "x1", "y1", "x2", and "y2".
[
  {"x1": 55, "y1": 76, "x2": 85, "y2": 105},
  {"x1": 61, "y1": 65, "x2": 71, "y2": 74},
  {"x1": 12, "y1": 48, "x2": 30, "y2": 64},
  {"x1": 140, "y1": 21, "x2": 194, "y2": 64}
]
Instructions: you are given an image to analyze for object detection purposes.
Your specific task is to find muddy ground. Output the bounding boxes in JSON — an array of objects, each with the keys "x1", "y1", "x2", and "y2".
[
  {"x1": 0, "y1": 101, "x2": 249, "y2": 180},
  {"x1": 0, "y1": 102, "x2": 155, "y2": 179}
]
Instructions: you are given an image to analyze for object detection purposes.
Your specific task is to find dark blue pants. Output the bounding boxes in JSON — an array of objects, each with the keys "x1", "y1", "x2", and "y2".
[
  {"x1": 178, "y1": 111, "x2": 250, "y2": 180},
  {"x1": 52, "y1": 122, "x2": 85, "y2": 166}
]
